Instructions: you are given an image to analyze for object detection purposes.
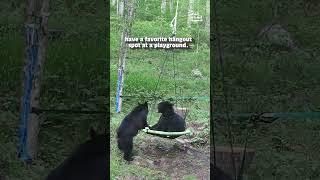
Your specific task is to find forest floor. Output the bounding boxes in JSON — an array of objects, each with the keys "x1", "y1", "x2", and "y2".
[{"x1": 113, "y1": 123, "x2": 210, "y2": 180}]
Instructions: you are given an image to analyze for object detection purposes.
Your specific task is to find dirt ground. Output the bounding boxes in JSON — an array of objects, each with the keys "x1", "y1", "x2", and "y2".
[
  {"x1": 129, "y1": 123, "x2": 210, "y2": 180},
  {"x1": 137, "y1": 138, "x2": 209, "y2": 179}
]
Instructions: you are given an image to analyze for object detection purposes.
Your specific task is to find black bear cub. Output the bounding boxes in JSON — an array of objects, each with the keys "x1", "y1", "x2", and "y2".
[
  {"x1": 150, "y1": 101, "x2": 186, "y2": 132},
  {"x1": 211, "y1": 163, "x2": 233, "y2": 180},
  {"x1": 117, "y1": 102, "x2": 149, "y2": 161},
  {"x1": 46, "y1": 128, "x2": 107, "y2": 180}
]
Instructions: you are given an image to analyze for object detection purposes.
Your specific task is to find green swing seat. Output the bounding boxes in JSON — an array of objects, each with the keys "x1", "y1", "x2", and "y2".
[{"x1": 142, "y1": 127, "x2": 192, "y2": 139}]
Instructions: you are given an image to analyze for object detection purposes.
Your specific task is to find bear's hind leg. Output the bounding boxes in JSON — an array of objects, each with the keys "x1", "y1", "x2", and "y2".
[
  {"x1": 123, "y1": 137, "x2": 133, "y2": 161},
  {"x1": 117, "y1": 138, "x2": 123, "y2": 151}
]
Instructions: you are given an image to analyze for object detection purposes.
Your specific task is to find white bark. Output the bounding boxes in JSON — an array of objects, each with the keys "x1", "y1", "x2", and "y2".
[
  {"x1": 117, "y1": 0, "x2": 124, "y2": 17},
  {"x1": 187, "y1": 0, "x2": 194, "y2": 27},
  {"x1": 112, "y1": 0, "x2": 116, "y2": 6},
  {"x1": 116, "y1": 0, "x2": 135, "y2": 112},
  {"x1": 161, "y1": 0, "x2": 166, "y2": 14},
  {"x1": 206, "y1": 0, "x2": 210, "y2": 29},
  {"x1": 170, "y1": 0, "x2": 173, "y2": 14}
]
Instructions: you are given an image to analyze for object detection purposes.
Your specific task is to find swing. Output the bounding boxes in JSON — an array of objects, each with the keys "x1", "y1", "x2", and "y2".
[
  {"x1": 140, "y1": 0, "x2": 193, "y2": 139},
  {"x1": 143, "y1": 107, "x2": 192, "y2": 139},
  {"x1": 142, "y1": 127, "x2": 192, "y2": 139}
]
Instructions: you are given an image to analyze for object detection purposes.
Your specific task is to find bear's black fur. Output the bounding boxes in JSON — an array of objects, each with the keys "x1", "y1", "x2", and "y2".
[
  {"x1": 46, "y1": 128, "x2": 107, "y2": 180},
  {"x1": 117, "y1": 102, "x2": 149, "y2": 161},
  {"x1": 211, "y1": 166, "x2": 233, "y2": 180},
  {"x1": 150, "y1": 101, "x2": 186, "y2": 132}
]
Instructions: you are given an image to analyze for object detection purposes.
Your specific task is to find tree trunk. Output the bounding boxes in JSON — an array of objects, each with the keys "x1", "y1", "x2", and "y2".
[
  {"x1": 116, "y1": 0, "x2": 135, "y2": 113},
  {"x1": 161, "y1": 0, "x2": 166, "y2": 14},
  {"x1": 117, "y1": 0, "x2": 124, "y2": 17},
  {"x1": 206, "y1": 0, "x2": 210, "y2": 29},
  {"x1": 20, "y1": 0, "x2": 49, "y2": 161},
  {"x1": 187, "y1": 0, "x2": 194, "y2": 27},
  {"x1": 112, "y1": 0, "x2": 116, "y2": 6}
]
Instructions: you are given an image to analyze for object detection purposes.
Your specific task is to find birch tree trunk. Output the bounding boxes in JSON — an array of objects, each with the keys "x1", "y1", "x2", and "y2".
[
  {"x1": 170, "y1": 0, "x2": 173, "y2": 14},
  {"x1": 187, "y1": 0, "x2": 194, "y2": 27},
  {"x1": 20, "y1": 0, "x2": 49, "y2": 160},
  {"x1": 116, "y1": 0, "x2": 135, "y2": 112},
  {"x1": 116, "y1": 0, "x2": 119, "y2": 11},
  {"x1": 206, "y1": 0, "x2": 210, "y2": 29},
  {"x1": 161, "y1": 0, "x2": 166, "y2": 14},
  {"x1": 112, "y1": 0, "x2": 116, "y2": 6},
  {"x1": 117, "y1": 0, "x2": 124, "y2": 17}
]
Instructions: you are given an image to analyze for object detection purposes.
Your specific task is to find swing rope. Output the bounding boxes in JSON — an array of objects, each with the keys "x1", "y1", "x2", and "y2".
[
  {"x1": 143, "y1": 0, "x2": 191, "y2": 138},
  {"x1": 149, "y1": 0, "x2": 178, "y2": 123},
  {"x1": 144, "y1": 51, "x2": 192, "y2": 138},
  {"x1": 172, "y1": 51, "x2": 177, "y2": 106},
  {"x1": 147, "y1": 52, "x2": 169, "y2": 124}
]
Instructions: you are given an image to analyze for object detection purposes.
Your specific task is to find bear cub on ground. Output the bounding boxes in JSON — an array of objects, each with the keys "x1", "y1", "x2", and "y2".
[
  {"x1": 150, "y1": 101, "x2": 186, "y2": 132},
  {"x1": 211, "y1": 163, "x2": 233, "y2": 180},
  {"x1": 117, "y1": 102, "x2": 149, "y2": 161},
  {"x1": 46, "y1": 128, "x2": 107, "y2": 180}
]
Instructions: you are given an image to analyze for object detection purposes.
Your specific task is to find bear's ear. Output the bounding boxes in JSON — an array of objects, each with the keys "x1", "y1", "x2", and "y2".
[
  {"x1": 89, "y1": 127, "x2": 97, "y2": 139},
  {"x1": 144, "y1": 101, "x2": 148, "y2": 106}
]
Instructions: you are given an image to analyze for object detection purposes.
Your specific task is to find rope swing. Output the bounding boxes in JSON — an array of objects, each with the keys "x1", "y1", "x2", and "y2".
[
  {"x1": 143, "y1": 127, "x2": 192, "y2": 139},
  {"x1": 141, "y1": 0, "x2": 193, "y2": 139}
]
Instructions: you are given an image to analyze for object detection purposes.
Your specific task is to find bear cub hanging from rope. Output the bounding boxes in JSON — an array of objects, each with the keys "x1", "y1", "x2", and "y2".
[
  {"x1": 117, "y1": 102, "x2": 149, "y2": 161},
  {"x1": 150, "y1": 101, "x2": 186, "y2": 132}
]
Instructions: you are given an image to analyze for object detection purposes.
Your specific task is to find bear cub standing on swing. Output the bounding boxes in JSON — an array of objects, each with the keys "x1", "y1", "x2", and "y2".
[
  {"x1": 151, "y1": 101, "x2": 186, "y2": 132},
  {"x1": 117, "y1": 102, "x2": 149, "y2": 161}
]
